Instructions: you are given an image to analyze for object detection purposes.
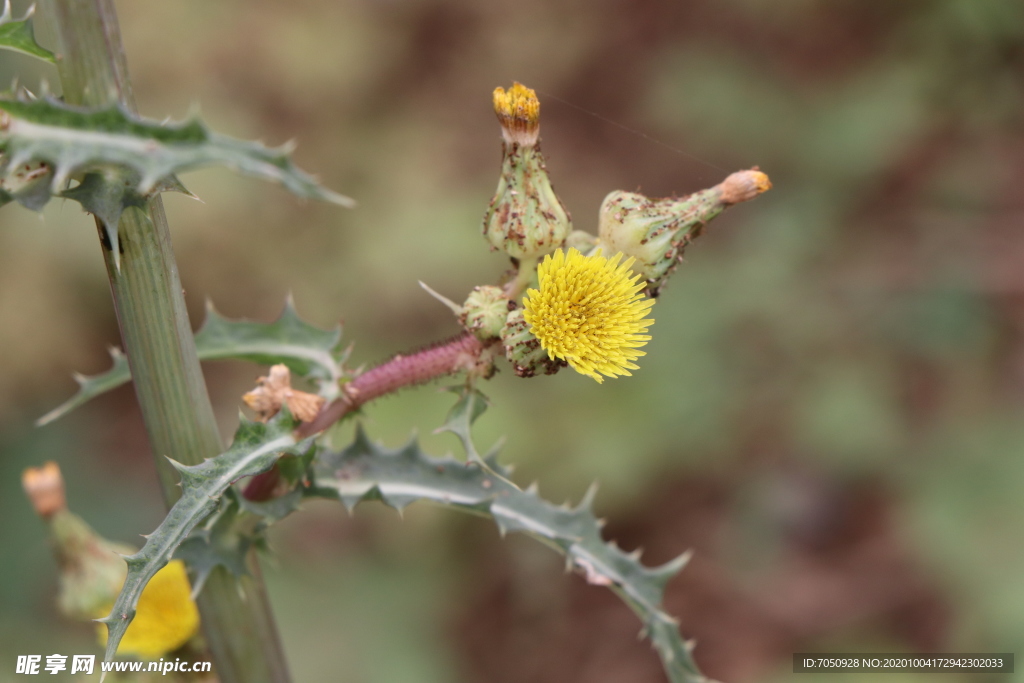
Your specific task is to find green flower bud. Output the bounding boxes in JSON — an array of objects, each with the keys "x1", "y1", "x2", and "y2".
[
  {"x1": 21, "y1": 462, "x2": 127, "y2": 620},
  {"x1": 22, "y1": 462, "x2": 201, "y2": 658},
  {"x1": 52, "y1": 512, "x2": 134, "y2": 621},
  {"x1": 501, "y1": 308, "x2": 566, "y2": 377},
  {"x1": 483, "y1": 83, "x2": 572, "y2": 260},
  {"x1": 598, "y1": 169, "x2": 771, "y2": 295},
  {"x1": 460, "y1": 285, "x2": 510, "y2": 340}
]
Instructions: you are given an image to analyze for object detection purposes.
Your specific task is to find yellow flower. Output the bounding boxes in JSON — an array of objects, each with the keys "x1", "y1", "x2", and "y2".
[
  {"x1": 522, "y1": 248, "x2": 655, "y2": 382},
  {"x1": 492, "y1": 82, "x2": 540, "y2": 146},
  {"x1": 97, "y1": 560, "x2": 200, "y2": 659}
]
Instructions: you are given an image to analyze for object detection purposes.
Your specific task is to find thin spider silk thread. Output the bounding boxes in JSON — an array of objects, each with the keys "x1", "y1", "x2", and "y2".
[{"x1": 535, "y1": 89, "x2": 729, "y2": 176}]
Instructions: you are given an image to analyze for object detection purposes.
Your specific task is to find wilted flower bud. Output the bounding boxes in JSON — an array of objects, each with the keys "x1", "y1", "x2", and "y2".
[
  {"x1": 22, "y1": 463, "x2": 131, "y2": 621},
  {"x1": 719, "y1": 168, "x2": 773, "y2": 204},
  {"x1": 460, "y1": 285, "x2": 510, "y2": 340},
  {"x1": 501, "y1": 308, "x2": 566, "y2": 378},
  {"x1": 243, "y1": 364, "x2": 325, "y2": 423},
  {"x1": 483, "y1": 83, "x2": 572, "y2": 260},
  {"x1": 22, "y1": 462, "x2": 200, "y2": 657},
  {"x1": 598, "y1": 168, "x2": 771, "y2": 295}
]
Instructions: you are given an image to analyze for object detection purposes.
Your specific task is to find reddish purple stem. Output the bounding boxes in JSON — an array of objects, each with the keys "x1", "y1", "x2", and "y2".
[
  {"x1": 244, "y1": 332, "x2": 484, "y2": 501},
  {"x1": 344, "y1": 332, "x2": 483, "y2": 406}
]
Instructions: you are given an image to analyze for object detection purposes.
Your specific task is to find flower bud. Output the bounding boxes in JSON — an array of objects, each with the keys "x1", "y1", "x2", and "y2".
[
  {"x1": 51, "y1": 511, "x2": 134, "y2": 622},
  {"x1": 564, "y1": 229, "x2": 598, "y2": 254},
  {"x1": 460, "y1": 285, "x2": 510, "y2": 340},
  {"x1": 483, "y1": 83, "x2": 572, "y2": 260},
  {"x1": 500, "y1": 308, "x2": 566, "y2": 378},
  {"x1": 22, "y1": 462, "x2": 200, "y2": 657},
  {"x1": 22, "y1": 460, "x2": 65, "y2": 519},
  {"x1": 719, "y1": 168, "x2": 772, "y2": 204},
  {"x1": 597, "y1": 168, "x2": 771, "y2": 295}
]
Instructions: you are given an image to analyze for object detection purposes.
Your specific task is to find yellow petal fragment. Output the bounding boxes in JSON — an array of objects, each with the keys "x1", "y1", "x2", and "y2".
[{"x1": 97, "y1": 560, "x2": 200, "y2": 659}]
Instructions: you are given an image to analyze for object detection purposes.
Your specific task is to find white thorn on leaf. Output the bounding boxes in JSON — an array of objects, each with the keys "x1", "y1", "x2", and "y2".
[{"x1": 577, "y1": 482, "x2": 599, "y2": 510}]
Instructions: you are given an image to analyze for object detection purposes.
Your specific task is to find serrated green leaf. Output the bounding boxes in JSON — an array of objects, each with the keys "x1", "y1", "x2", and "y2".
[
  {"x1": 34, "y1": 346, "x2": 130, "y2": 426},
  {"x1": 238, "y1": 484, "x2": 305, "y2": 523},
  {"x1": 0, "y1": 2, "x2": 54, "y2": 62},
  {"x1": 0, "y1": 93, "x2": 353, "y2": 207},
  {"x1": 175, "y1": 485, "x2": 305, "y2": 599},
  {"x1": 434, "y1": 385, "x2": 491, "y2": 463},
  {"x1": 60, "y1": 169, "x2": 146, "y2": 271},
  {"x1": 37, "y1": 300, "x2": 346, "y2": 425},
  {"x1": 309, "y1": 427, "x2": 706, "y2": 683},
  {"x1": 174, "y1": 495, "x2": 255, "y2": 598},
  {"x1": 99, "y1": 411, "x2": 313, "y2": 665},
  {"x1": 61, "y1": 170, "x2": 146, "y2": 229},
  {"x1": 193, "y1": 299, "x2": 346, "y2": 386},
  {"x1": 59, "y1": 169, "x2": 192, "y2": 231}
]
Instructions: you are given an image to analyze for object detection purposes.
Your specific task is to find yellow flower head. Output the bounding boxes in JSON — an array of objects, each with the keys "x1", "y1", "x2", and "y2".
[
  {"x1": 522, "y1": 248, "x2": 655, "y2": 382},
  {"x1": 492, "y1": 82, "x2": 540, "y2": 146},
  {"x1": 97, "y1": 560, "x2": 200, "y2": 659}
]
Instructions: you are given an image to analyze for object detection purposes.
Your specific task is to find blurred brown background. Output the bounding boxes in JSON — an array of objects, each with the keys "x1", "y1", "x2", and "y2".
[{"x1": 2, "y1": 1, "x2": 1023, "y2": 682}]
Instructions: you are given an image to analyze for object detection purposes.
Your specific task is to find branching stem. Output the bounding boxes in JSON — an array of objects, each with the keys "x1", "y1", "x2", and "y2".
[
  {"x1": 244, "y1": 332, "x2": 485, "y2": 501},
  {"x1": 306, "y1": 331, "x2": 484, "y2": 434}
]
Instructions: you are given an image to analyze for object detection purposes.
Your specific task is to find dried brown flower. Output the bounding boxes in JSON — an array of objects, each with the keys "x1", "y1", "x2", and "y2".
[{"x1": 242, "y1": 364, "x2": 325, "y2": 423}]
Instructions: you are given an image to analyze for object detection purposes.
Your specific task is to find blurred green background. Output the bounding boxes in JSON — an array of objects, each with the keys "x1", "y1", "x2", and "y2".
[{"x1": 2, "y1": 1, "x2": 1023, "y2": 681}]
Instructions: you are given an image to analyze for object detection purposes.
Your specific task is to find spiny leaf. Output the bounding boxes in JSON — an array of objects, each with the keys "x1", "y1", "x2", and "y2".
[
  {"x1": 238, "y1": 483, "x2": 306, "y2": 524},
  {"x1": 309, "y1": 428, "x2": 706, "y2": 683},
  {"x1": 0, "y1": 2, "x2": 54, "y2": 62},
  {"x1": 173, "y1": 485, "x2": 305, "y2": 599},
  {"x1": 434, "y1": 385, "x2": 491, "y2": 463},
  {"x1": 435, "y1": 386, "x2": 511, "y2": 484},
  {"x1": 0, "y1": 93, "x2": 354, "y2": 208},
  {"x1": 193, "y1": 298, "x2": 347, "y2": 388},
  {"x1": 60, "y1": 169, "x2": 145, "y2": 271},
  {"x1": 37, "y1": 299, "x2": 346, "y2": 425},
  {"x1": 58, "y1": 170, "x2": 194, "y2": 271},
  {"x1": 35, "y1": 346, "x2": 130, "y2": 426},
  {"x1": 98, "y1": 411, "x2": 313, "y2": 665},
  {"x1": 173, "y1": 495, "x2": 255, "y2": 598},
  {"x1": 175, "y1": 485, "x2": 305, "y2": 598},
  {"x1": 60, "y1": 170, "x2": 146, "y2": 230}
]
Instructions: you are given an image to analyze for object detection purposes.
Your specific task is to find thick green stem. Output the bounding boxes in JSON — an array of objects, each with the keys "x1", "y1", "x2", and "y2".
[{"x1": 44, "y1": 2, "x2": 291, "y2": 681}]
